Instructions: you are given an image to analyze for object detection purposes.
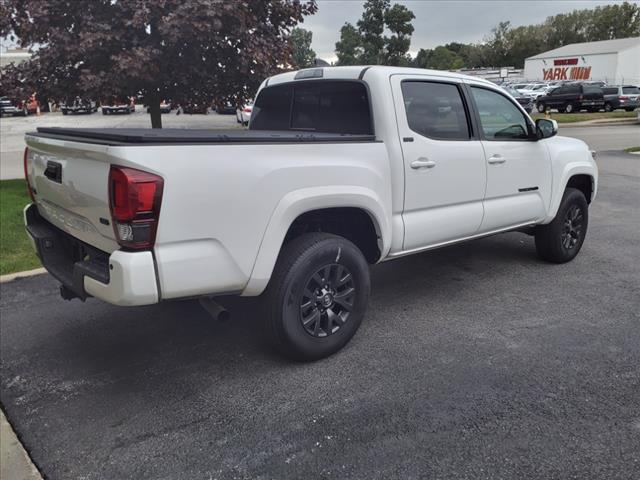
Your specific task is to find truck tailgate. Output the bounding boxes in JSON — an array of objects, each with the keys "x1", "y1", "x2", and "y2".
[{"x1": 24, "y1": 135, "x2": 120, "y2": 253}]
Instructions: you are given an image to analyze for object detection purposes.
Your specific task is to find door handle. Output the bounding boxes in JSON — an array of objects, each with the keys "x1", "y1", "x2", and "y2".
[
  {"x1": 411, "y1": 158, "x2": 436, "y2": 169},
  {"x1": 488, "y1": 155, "x2": 506, "y2": 165}
]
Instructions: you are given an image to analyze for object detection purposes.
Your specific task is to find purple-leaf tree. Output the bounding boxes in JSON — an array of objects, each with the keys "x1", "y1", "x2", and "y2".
[{"x1": 0, "y1": 0, "x2": 317, "y2": 128}]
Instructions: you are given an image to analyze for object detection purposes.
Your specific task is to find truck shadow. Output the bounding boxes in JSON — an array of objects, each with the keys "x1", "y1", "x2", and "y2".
[{"x1": 10, "y1": 232, "x2": 541, "y2": 402}]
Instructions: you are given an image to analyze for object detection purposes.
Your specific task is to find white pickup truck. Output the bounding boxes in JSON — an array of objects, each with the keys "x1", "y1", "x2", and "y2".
[{"x1": 23, "y1": 66, "x2": 598, "y2": 360}]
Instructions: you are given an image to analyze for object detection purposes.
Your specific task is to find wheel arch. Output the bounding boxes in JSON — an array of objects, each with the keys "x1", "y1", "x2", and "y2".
[
  {"x1": 241, "y1": 186, "x2": 391, "y2": 296},
  {"x1": 544, "y1": 167, "x2": 596, "y2": 223}
]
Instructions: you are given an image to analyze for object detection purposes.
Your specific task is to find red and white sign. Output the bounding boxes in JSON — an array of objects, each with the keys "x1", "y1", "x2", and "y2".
[{"x1": 543, "y1": 65, "x2": 592, "y2": 81}]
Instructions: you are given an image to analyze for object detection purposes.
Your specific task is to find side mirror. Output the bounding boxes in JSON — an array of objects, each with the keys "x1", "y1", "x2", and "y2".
[{"x1": 535, "y1": 118, "x2": 558, "y2": 139}]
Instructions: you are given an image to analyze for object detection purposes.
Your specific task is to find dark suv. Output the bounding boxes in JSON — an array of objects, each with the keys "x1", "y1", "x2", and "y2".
[
  {"x1": 536, "y1": 83, "x2": 604, "y2": 113},
  {"x1": 602, "y1": 85, "x2": 640, "y2": 112}
]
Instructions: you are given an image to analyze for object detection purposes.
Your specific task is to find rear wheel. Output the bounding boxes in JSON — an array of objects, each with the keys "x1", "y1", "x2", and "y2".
[
  {"x1": 537, "y1": 102, "x2": 546, "y2": 113},
  {"x1": 535, "y1": 188, "x2": 588, "y2": 263},
  {"x1": 604, "y1": 102, "x2": 613, "y2": 112},
  {"x1": 565, "y1": 102, "x2": 575, "y2": 113},
  {"x1": 625, "y1": 107, "x2": 635, "y2": 112},
  {"x1": 263, "y1": 233, "x2": 370, "y2": 361}
]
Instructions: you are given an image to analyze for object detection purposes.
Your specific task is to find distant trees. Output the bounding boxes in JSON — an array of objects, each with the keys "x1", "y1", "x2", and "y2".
[
  {"x1": 0, "y1": 0, "x2": 317, "y2": 128},
  {"x1": 415, "y1": 1, "x2": 640, "y2": 70},
  {"x1": 335, "y1": 0, "x2": 639, "y2": 70},
  {"x1": 289, "y1": 28, "x2": 317, "y2": 68},
  {"x1": 335, "y1": 0, "x2": 415, "y2": 66}
]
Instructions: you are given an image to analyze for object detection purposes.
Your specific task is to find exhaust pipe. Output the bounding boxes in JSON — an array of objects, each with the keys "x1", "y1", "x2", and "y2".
[{"x1": 198, "y1": 297, "x2": 230, "y2": 322}]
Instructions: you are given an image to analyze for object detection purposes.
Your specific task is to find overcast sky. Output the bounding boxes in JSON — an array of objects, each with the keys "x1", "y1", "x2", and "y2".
[{"x1": 303, "y1": 0, "x2": 629, "y2": 62}]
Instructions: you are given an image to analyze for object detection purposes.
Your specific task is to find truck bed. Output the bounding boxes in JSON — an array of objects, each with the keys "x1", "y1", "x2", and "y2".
[{"x1": 32, "y1": 128, "x2": 376, "y2": 146}]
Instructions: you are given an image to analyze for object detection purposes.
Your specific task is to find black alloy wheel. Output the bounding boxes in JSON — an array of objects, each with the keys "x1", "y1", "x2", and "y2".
[
  {"x1": 561, "y1": 204, "x2": 584, "y2": 250},
  {"x1": 299, "y1": 263, "x2": 355, "y2": 338}
]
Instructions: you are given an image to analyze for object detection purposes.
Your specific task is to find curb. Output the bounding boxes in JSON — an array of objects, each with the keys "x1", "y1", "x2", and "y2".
[
  {"x1": 0, "y1": 267, "x2": 46, "y2": 284},
  {"x1": 1, "y1": 410, "x2": 43, "y2": 480},
  {"x1": 558, "y1": 119, "x2": 638, "y2": 128}
]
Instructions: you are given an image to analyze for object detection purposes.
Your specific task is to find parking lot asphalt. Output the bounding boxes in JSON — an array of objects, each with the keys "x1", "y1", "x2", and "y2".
[{"x1": 1, "y1": 150, "x2": 639, "y2": 479}]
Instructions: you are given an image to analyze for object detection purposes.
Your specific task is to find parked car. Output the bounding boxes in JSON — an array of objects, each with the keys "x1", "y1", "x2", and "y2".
[
  {"x1": 536, "y1": 83, "x2": 604, "y2": 113},
  {"x1": 182, "y1": 102, "x2": 209, "y2": 114},
  {"x1": 0, "y1": 95, "x2": 38, "y2": 116},
  {"x1": 216, "y1": 101, "x2": 236, "y2": 114},
  {"x1": 521, "y1": 83, "x2": 552, "y2": 99},
  {"x1": 102, "y1": 97, "x2": 135, "y2": 114},
  {"x1": 602, "y1": 85, "x2": 640, "y2": 112},
  {"x1": 145, "y1": 100, "x2": 172, "y2": 114},
  {"x1": 502, "y1": 87, "x2": 535, "y2": 113},
  {"x1": 23, "y1": 66, "x2": 598, "y2": 361},
  {"x1": 61, "y1": 97, "x2": 98, "y2": 115},
  {"x1": 236, "y1": 103, "x2": 253, "y2": 125}
]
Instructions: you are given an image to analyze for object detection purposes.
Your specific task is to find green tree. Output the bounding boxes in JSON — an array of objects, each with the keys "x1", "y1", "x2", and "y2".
[
  {"x1": 0, "y1": 0, "x2": 317, "y2": 128},
  {"x1": 357, "y1": 0, "x2": 390, "y2": 64},
  {"x1": 383, "y1": 4, "x2": 415, "y2": 65},
  {"x1": 426, "y1": 46, "x2": 463, "y2": 70},
  {"x1": 411, "y1": 48, "x2": 432, "y2": 68},
  {"x1": 585, "y1": 2, "x2": 640, "y2": 40},
  {"x1": 289, "y1": 27, "x2": 316, "y2": 68},
  {"x1": 335, "y1": 22, "x2": 363, "y2": 65}
]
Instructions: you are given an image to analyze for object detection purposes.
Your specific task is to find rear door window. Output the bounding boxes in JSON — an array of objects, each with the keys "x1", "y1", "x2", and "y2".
[
  {"x1": 602, "y1": 87, "x2": 618, "y2": 95},
  {"x1": 250, "y1": 81, "x2": 372, "y2": 135},
  {"x1": 401, "y1": 81, "x2": 470, "y2": 140},
  {"x1": 622, "y1": 87, "x2": 640, "y2": 94}
]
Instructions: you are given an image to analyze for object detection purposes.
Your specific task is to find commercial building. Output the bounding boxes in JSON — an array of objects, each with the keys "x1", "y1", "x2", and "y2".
[{"x1": 524, "y1": 37, "x2": 640, "y2": 85}]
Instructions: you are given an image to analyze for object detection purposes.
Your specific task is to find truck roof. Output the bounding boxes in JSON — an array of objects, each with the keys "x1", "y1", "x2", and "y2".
[{"x1": 265, "y1": 65, "x2": 495, "y2": 87}]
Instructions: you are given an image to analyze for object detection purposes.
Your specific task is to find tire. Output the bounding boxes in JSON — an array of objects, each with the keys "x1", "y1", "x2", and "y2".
[
  {"x1": 62, "y1": 109, "x2": 68, "y2": 115},
  {"x1": 565, "y1": 103, "x2": 575, "y2": 113},
  {"x1": 537, "y1": 102, "x2": 546, "y2": 113},
  {"x1": 262, "y1": 233, "x2": 370, "y2": 361},
  {"x1": 604, "y1": 103, "x2": 613, "y2": 112},
  {"x1": 535, "y1": 188, "x2": 589, "y2": 263},
  {"x1": 625, "y1": 107, "x2": 635, "y2": 112},
  {"x1": 102, "y1": 109, "x2": 107, "y2": 115}
]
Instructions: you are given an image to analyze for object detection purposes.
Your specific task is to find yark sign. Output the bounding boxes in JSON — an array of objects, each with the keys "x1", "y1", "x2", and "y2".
[{"x1": 542, "y1": 58, "x2": 592, "y2": 80}]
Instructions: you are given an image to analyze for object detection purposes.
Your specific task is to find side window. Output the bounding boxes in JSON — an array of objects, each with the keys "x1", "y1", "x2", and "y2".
[
  {"x1": 470, "y1": 87, "x2": 531, "y2": 141},
  {"x1": 401, "y1": 81, "x2": 470, "y2": 140}
]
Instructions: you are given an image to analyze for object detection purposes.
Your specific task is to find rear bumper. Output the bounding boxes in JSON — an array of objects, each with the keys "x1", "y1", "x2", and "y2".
[{"x1": 24, "y1": 204, "x2": 158, "y2": 306}]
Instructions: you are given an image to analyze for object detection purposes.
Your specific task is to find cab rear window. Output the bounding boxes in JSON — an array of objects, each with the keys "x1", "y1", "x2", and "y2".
[{"x1": 250, "y1": 81, "x2": 373, "y2": 135}]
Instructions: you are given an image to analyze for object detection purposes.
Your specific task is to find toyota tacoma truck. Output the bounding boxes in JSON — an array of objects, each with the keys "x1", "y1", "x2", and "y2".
[{"x1": 23, "y1": 66, "x2": 598, "y2": 361}]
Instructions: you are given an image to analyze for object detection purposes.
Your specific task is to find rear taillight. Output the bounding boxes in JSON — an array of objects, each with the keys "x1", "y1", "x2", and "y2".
[
  {"x1": 243, "y1": 107, "x2": 252, "y2": 113},
  {"x1": 619, "y1": 96, "x2": 629, "y2": 102},
  {"x1": 23, "y1": 147, "x2": 35, "y2": 201},
  {"x1": 108, "y1": 166, "x2": 164, "y2": 250}
]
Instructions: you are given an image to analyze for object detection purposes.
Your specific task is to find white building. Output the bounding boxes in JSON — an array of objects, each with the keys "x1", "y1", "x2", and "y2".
[{"x1": 524, "y1": 37, "x2": 640, "y2": 85}]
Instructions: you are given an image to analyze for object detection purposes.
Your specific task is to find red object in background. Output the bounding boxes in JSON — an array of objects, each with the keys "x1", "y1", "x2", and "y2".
[{"x1": 554, "y1": 58, "x2": 579, "y2": 66}]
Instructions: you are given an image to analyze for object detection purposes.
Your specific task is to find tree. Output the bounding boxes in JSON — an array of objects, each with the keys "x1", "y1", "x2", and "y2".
[
  {"x1": 357, "y1": 0, "x2": 389, "y2": 64},
  {"x1": 427, "y1": 46, "x2": 464, "y2": 70},
  {"x1": 289, "y1": 27, "x2": 316, "y2": 69},
  {"x1": 0, "y1": 0, "x2": 317, "y2": 128},
  {"x1": 335, "y1": 23, "x2": 363, "y2": 66},
  {"x1": 383, "y1": 4, "x2": 415, "y2": 65},
  {"x1": 411, "y1": 48, "x2": 432, "y2": 69}
]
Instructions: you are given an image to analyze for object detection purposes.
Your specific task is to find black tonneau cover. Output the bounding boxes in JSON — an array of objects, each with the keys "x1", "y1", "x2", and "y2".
[{"x1": 32, "y1": 128, "x2": 376, "y2": 145}]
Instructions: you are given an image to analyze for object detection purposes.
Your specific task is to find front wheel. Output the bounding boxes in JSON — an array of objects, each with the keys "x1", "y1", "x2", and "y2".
[
  {"x1": 604, "y1": 102, "x2": 613, "y2": 112},
  {"x1": 537, "y1": 102, "x2": 546, "y2": 113},
  {"x1": 263, "y1": 233, "x2": 370, "y2": 361},
  {"x1": 565, "y1": 103, "x2": 575, "y2": 113},
  {"x1": 535, "y1": 188, "x2": 588, "y2": 263}
]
